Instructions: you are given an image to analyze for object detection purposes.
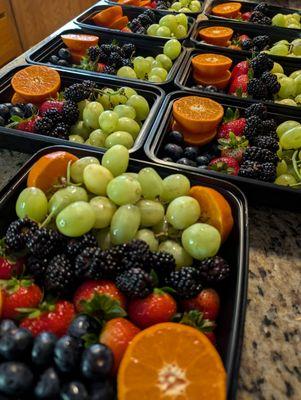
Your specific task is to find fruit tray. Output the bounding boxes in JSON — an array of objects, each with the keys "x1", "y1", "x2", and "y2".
[
  {"x1": 191, "y1": 19, "x2": 301, "y2": 64},
  {"x1": 26, "y1": 28, "x2": 186, "y2": 89},
  {"x1": 74, "y1": 4, "x2": 195, "y2": 43},
  {"x1": 175, "y1": 48, "x2": 301, "y2": 116},
  {"x1": 0, "y1": 144, "x2": 248, "y2": 400},
  {"x1": 144, "y1": 90, "x2": 301, "y2": 209},
  {"x1": 0, "y1": 65, "x2": 163, "y2": 155}
]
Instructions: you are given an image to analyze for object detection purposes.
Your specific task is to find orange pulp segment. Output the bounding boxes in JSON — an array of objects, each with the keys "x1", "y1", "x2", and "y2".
[
  {"x1": 212, "y1": 2, "x2": 242, "y2": 18},
  {"x1": 199, "y1": 26, "x2": 234, "y2": 46},
  {"x1": 171, "y1": 120, "x2": 217, "y2": 146},
  {"x1": 191, "y1": 53, "x2": 232, "y2": 78},
  {"x1": 92, "y1": 6, "x2": 123, "y2": 27},
  {"x1": 61, "y1": 33, "x2": 99, "y2": 52},
  {"x1": 109, "y1": 16, "x2": 129, "y2": 30},
  {"x1": 193, "y1": 69, "x2": 231, "y2": 89}
]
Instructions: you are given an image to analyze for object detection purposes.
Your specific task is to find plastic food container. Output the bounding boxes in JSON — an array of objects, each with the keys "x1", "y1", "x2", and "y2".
[
  {"x1": 144, "y1": 90, "x2": 301, "y2": 209},
  {"x1": 0, "y1": 144, "x2": 248, "y2": 400},
  {"x1": 0, "y1": 64, "x2": 164, "y2": 155}
]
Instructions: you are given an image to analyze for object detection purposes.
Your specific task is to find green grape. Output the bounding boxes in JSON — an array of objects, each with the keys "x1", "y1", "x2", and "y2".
[
  {"x1": 78, "y1": 100, "x2": 89, "y2": 120},
  {"x1": 161, "y1": 174, "x2": 190, "y2": 202},
  {"x1": 148, "y1": 75, "x2": 163, "y2": 83},
  {"x1": 70, "y1": 156, "x2": 100, "y2": 183},
  {"x1": 147, "y1": 24, "x2": 159, "y2": 36},
  {"x1": 83, "y1": 102, "x2": 104, "y2": 129},
  {"x1": 133, "y1": 57, "x2": 151, "y2": 79},
  {"x1": 276, "y1": 160, "x2": 288, "y2": 176},
  {"x1": 56, "y1": 201, "x2": 95, "y2": 237},
  {"x1": 171, "y1": 2, "x2": 182, "y2": 11},
  {"x1": 69, "y1": 135, "x2": 84, "y2": 144},
  {"x1": 105, "y1": 131, "x2": 134, "y2": 149},
  {"x1": 278, "y1": 77, "x2": 296, "y2": 98},
  {"x1": 179, "y1": 7, "x2": 191, "y2": 12},
  {"x1": 275, "y1": 99, "x2": 297, "y2": 106},
  {"x1": 159, "y1": 15, "x2": 177, "y2": 32},
  {"x1": 292, "y1": 13, "x2": 301, "y2": 22},
  {"x1": 122, "y1": 172, "x2": 139, "y2": 180},
  {"x1": 292, "y1": 40, "x2": 301, "y2": 56},
  {"x1": 158, "y1": 240, "x2": 193, "y2": 268},
  {"x1": 190, "y1": 1, "x2": 201, "y2": 11},
  {"x1": 156, "y1": 26, "x2": 171, "y2": 37},
  {"x1": 89, "y1": 129, "x2": 106, "y2": 147},
  {"x1": 70, "y1": 121, "x2": 91, "y2": 140},
  {"x1": 271, "y1": 62, "x2": 284, "y2": 74},
  {"x1": 117, "y1": 66, "x2": 137, "y2": 80},
  {"x1": 85, "y1": 139, "x2": 92, "y2": 146},
  {"x1": 89, "y1": 196, "x2": 117, "y2": 229},
  {"x1": 111, "y1": 90, "x2": 129, "y2": 107},
  {"x1": 138, "y1": 168, "x2": 163, "y2": 199},
  {"x1": 179, "y1": 0, "x2": 189, "y2": 6},
  {"x1": 145, "y1": 56, "x2": 155, "y2": 63},
  {"x1": 114, "y1": 105, "x2": 136, "y2": 119},
  {"x1": 151, "y1": 60, "x2": 163, "y2": 69},
  {"x1": 156, "y1": 54, "x2": 173, "y2": 71},
  {"x1": 136, "y1": 199, "x2": 165, "y2": 227},
  {"x1": 275, "y1": 174, "x2": 297, "y2": 186},
  {"x1": 122, "y1": 87, "x2": 137, "y2": 99},
  {"x1": 135, "y1": 229, "x2": 159, "y2": 251},
  {"x1": 98, "y1": 111, "x2": 119, "y2": 134},
  {"x1": 107, "y1": 175, "x2": 142, "y2": 205},
  {"x1": 110, "y1": 205, "x2": 141, "y2": 245},
  {"x1": 101, "y1": 144, "x2": 129, "y2": 176},
  {"x1": 280, "y1": 126, "x2": 301, "y2": 149},
  {"x1": 287, "y1": 23, "x2": 300, "y2": 29},
  {"x1": 149, "y1": 68, "x2": 168, "y2": 81},
  {"x1": 16, "y1": 187, "x2": 48, "y2": 222},
  {"x1": 83, "y1": 164, "x2": 113, "y2": 195},
  {"x1": 97, "y1": 88, "x2": 115, "y2": 109},
  {"x1": 96, "y1": 227, "x2": 111, "y2": 250},
  {"x1": 164, "y1": 39, "x2": 182, "y2": 60},
  {"x1": 117, "y1": 117, "x2": 140, "y2": 139},
  {"x1": 272, "y1": 13, "x2": 286, "y2": 27},
  {"x1": 295, "y1": 94, "x2": 301, "y2": 104},
  {"x1": 182, "y1": 223, "x2": 221, "y2": 260},
  {"x1": 274, "y1": 72, "x2": 286, "y2": 81},
  {"x1": 126, "y1": 95, "x2": 150, "y2": 121},
  {"x1": 175, "y1": 13, "x2": 188, "y2": 28},
  {"x1": 290, "y1": 70, "x2": 301, "y2": 79},
  {"x1": 173, "y1": 25, "x2": 187, "y2": 39},
  {"x1": 153, "y1": 216, "x2": 169, "y2": 235},
  {"x1": 166, "y1": 196, "x2": 200, "y2": 229},
  {"x1": 294, "y1": 74, "x2": 301, "y2": 95},
  {"x1": 48, "y1": 186, "x2": 88, "y2": 216},
  {"x1": 269, "y1": 44, "x2": 289, "y2": 56}
]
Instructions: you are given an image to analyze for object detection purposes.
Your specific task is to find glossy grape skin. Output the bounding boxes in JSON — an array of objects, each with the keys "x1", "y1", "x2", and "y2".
[
  {"x1": 117, "y1": 67, "x2": 137, "y2": 80},
  {"x1": 280, "y1": 126, "x2": 301, "y2": 149},
  {"x1": 126, "y1": 95, "x2": 150, "y2": 121},
  {"x1": 96, "y1": 228, "x2": 111, "y2": 250},
  {"x1": 275, "y1": 174, "x2": 297, "y2": 186},
  {"x1": 89, "y1": 129, "x2": 106, "y2": 147},
  {"x1": 83, "y1": 164, "x2": 113, "y2": 195},
  {"x1": 110, "y1": 205, "x2": 141, "y2": 245},
  {"x1": 117, "y1": 118, "x2": 140, "y2": 139},
  {"x1": 160, "y1": 174, "x2": 190, "y2": 203},
  {"x1": 101, "y1": 145, "x2": 129, "y2": 176},
  {"x1": 16, "y1": 187, "x2": 48, "y2": 222},
  {"x1": 136, "y1": 199, "x2": 165, "y2": 227},
  {"x1": 83, "y1": 102, "x2": 104, "y2": 129},
  {"x1": 99, "y1": 111, "x2": 119, "y2": 134},
  {"x1": 114, "y1": 105, "x2": 136, "y2": 119},
  {"x1": 166, "y1": 196, "x2": 201, "y2": 229},
  {"x1": 48, "y1": 186, "x2": 88, "y2": 216},
  {"x1": 138, "y1": 168, "x2": 163, "y2": 199},
  {"x1": 276, "y1": 121, "x2": 300, "y2": 138},
  {"x1": 70, "y1": 157, "x2": 100, "y2": 183},
  {"x1": 156, "y1": 54, "x2": 172, "y2": 71},
  {"x1": 158, "y1": 240, "x2": 193, "y2": 268},
  {"x1": 149, "y1": 68, "x2": 168, "y2": 81},
  {"x1": 106, "y1": 175, "x2": 142, "y2": 205},
  {"x1": 163, "y1": 39, "x2": 181, "y2": 60},
  {"x1": 56, "y1": 201, "x2": 96, "y2": 237},
  {"x1": 69, "y1": 135, "x2": 84, "y2": 144},
  {"x1": 105, "y1": 131, "x2": 134, "y2": 149},
  {"x1": 89, "y1": 196, "x2": 117, "y2": 229},
  {"x1": 70, "y1": 121, "x2": 91, "y2": 140},
  {"x1": 182, "y1": 223, "x2": 221, "y2": 260},
  {"x1": 135, "y1": 229, "x2": 159, "y2": 251}
]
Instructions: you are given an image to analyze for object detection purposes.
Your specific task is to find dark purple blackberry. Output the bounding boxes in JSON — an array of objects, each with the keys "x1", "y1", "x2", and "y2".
[
  {"x1": 252, "y1": 135, "x2": 279, "y2": 153},
  {"x1": 239, "y1": 160, "x2": 276, "y2": 182},
  {"x1": 137, "y1": 14, "x2": 152, "y2": 26},
  {"x1": 261, "y1": 119, "x2": 277, "y2": 135},
  {"x1": 45, "y1": 254, "x2": 75, "y2": 293},
  {"x1": 27, "y1": 227, "x2": 64, "y2": 258},
  {"x1": 247, "y1": 78, "x2": 269, "y2": 100},
  {"x1": 261, "y1": 72, "x2": 280, "y2": 95},
  {"x1": 50, "y1": 122, "x2": 70, "y2": 140},
  {"x1": 197, "y1": 256, "x2": 230, "y2": 285},
  {"x1": 82, "y1": 80, "x2": 96, "y2": 91},
  {"x1": 166, "y1": 267, "x2": 202, "y2": 299},
  {"x1": 243, "y1": 146, "x2": 278, "y2": 164},
  {"x1": 5, "y1": 218, "x2": 38, "y2": 252},
  {"x1": 135, "y1": 27, "x2": 146, "y2": 35},
  {"x1": 100, "y1": 44, "x2": 112, "y2": 55},
  {"x1": 62, "y1": 101, "x2": 79, "y2": 125},
  {"x1": 121, "y1": 58, "x2": 133, "y2": 68},
  {"x1": 66, "y1": 233, "x2": 98, "y2": 259},
  {"x1": 241, "y1": 39, "x2": 253, "y2": 51},
  {"x1": 243, "y1": 116, "x2": 263, "y2": 140},
  {"x1": 74, "y1": 247, "x2": 103, "y2": 279},
  {"x1": 103, "y1": 65, "x2": 116, "y2": 75},
  {"x1": 116, "y1": 268, "x2": 154, "y2": 299},
  {"x1": 98, "y1": 50, "x2": 108, "y2": 63},
  {"x1": 144, "y1": 9, "x2": 156, "y2": 21},
  {"x1": 151, "y1": 251, "x2": 176, "y2": 283},
  {"x1": 26, "y1": 255, "x2": 49, "y2": 283},
  {"x1": 120, "y1": 240, "x2": 152, "y2": 272},
  {"x1": 250, "y1": 53, "x2": 273, "y2": 77},
  {"x1": 252, "y1": 35, "x2": 270, "y2": 51},
  {"x1": 87, "y1": 46, "x2": 101, "y2": 62},
  {"x1": 122, "y1": 43, "x2": 136, "y2": 58},
  {"x1": 43, "y1": 109, "x2": 62, "y2": 125},
  {"x1": 244, "y1": 103, "x2": 267, "y2": 119},
  {"x1": 108, "y1": 52, "x2": 123, "y2": 68},
  {"x1": 35, "y1": 117, "x2": 54, "y2": 135},
  {"x1": 254, "y1": 2, "x2": 269, "y2": 14},
  {"x1": 261, "y1": 16, "x2": 272, "y2": 25},
  {"x1": 130, "y1": 18, "x2": 142, "y2": 32},
  {"x1": 250, "y1": 11, "x2": 271, "y2": 25},
  {"x1": 64, "y1": 82, "x2": 92, "y2": 102}
]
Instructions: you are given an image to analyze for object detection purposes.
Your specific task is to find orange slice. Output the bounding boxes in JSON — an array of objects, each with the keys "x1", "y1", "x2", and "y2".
[
  {"x1": 118, "y1": 322, "x2": 226, "y2": 400},
  {"x1": 212, "y1": 2, "x2": 242, "y2": 18},
  {"x1": 199, "y1": 26, "x2": 234, "y2": 46},
  {"x1": 171, "y1": 120, "x2": 217, "y2": 146},
  {"x1": 70, "y1": 49, "x2": 86, "y2": 64},
  {"x1": 191, "y1": 53, "x2": 232, "y2": 78},
  {"x1": 11, "y1": 66, "x2": 61, "y2": 103},
  {"x1": 92, "y1": 6, "x2": 123, "y2": 27},
  {"x1": 193, "y1": 70, "x2": 231, "y2": 90},
  {"x1": 61, "y1": 34, "x2": 99, "y2": 52},
  {"x1": 189, "y1": 186, "x2": 234, "y2": 242},
  {"x1": 27, "y1": 151, "x2": 79, "y2": 192},
  {"x1": 173, "y1": 96, "x2": 224, "y2": 135},
  {"x1": 109, "y1": 16, "x2": 129, "y2": 30},
  {"x1": 118, "y1": 0, "x2": 139, "y2": 5},
  {"x1": 11, "y1": 92, "x2": 27, "y2": 105}
]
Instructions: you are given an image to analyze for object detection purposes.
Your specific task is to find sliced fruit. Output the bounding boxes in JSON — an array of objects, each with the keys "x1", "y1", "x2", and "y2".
[
  {"x1": 212, "y1": 2, "x2": 242, "y2": 18},
  {"x1": 192, "y1": 54, "x2": 232, "y2": 78},
  {"x1": 61, "y1": 33, "x2": 99, "y2": 52},
  {"x1": 118, "y1": 322, "x2": 226, "y2": 400},
  {"x1": 27, "y1": 151, "x2": 79, "y2": 192},
  {"x1": 92, "y1": 6, "x2": 123, "y2": 27},
  {"x1": 189, "y1": 185, "x2": 234, "y2": 242},
  {"x1": 11, "y1": 92, "x2": 27, "y2": 105},
  {"x1": 172, "y1": 120, "x2": 217, "y2": 146},
  {"x1": 193, "y1": 70, "x2": 231, "y2": 90},
  {"x1": 139, "y1": 0, "x2": 151, "y2": 5},
  {"x1": 11, "y1": 66, "x2": 61, "y2": 103},
  {"x1": 173, "y1": 96, "x2": 224, "y2": 134},
  {"x1": 199, "y1": 26, "x2": 234, "y2": 46},
  {"x1": 70, "y1": 49, "x2": 86, "y2": 64},
  {"x1": 117, "y1": 0, "x2": 139, "y2": 5},
  {"x1": 109, "y1": 16, "x2": 129, "y2": 30}
]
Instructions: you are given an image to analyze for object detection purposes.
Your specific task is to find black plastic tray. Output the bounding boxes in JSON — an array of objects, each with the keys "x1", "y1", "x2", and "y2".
[
  {"x1": 175, "y1": 48, "x2": 301, "y2": 117},
  {"x1": 0, "y1": 64, "x2": 164, "y2": 156},
  {"x1": 26, "y1": 28, "x2": 186, "y2": 89},
  {"x1": 0, "y1": 144, "x2": 248, "y2": 400},
  {"x1": 144, "y1": 90, "x2": 301, "y2": 210},
  {"x1": 191, "y1": 19, "x2": 301, "y2": 65},
  {"x1": 74, "y1": 4, "x2": 195, "y2": 43}
]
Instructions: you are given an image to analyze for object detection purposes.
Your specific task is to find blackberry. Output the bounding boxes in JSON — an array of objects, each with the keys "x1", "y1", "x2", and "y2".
[
  {"x1": 100, "y1": 44, "x2": 112, "y2": 55},
  {"x1": 66, "y1": 233, "x2": 98, "y2": 259},
  {"x1": 116, "y1": 268, "x2": 154, "y2": 299},
  {"x1": 151, "y1": 252, "x2": 176, "y2": 283},
  {"x1": 5, "y1": 218, "x2": 38, "y2": 252},
  {"x1": 26, "y1": 255, "x2": 49, "y2": 283},
  {"x1": 261, "y1": 72, "x2": 280, "y2": 95},
  {"x1": 122, "y1": 43, "x2": 136, "y2": 58},
  {"x1": 166, "y1": 267, "x2": 202, "y2": 299},
  {"x1": 108, "y1": 52, "x2": 123, "y2": 68},
  {"x1": 35, "y1": 117, "x2": 54, "y2": 135},
  {"x1": 243, "y1": 146, "x2": 278, "y2": 164},
  {"x1": 252, "y1": 135, "x2": 279, "y2": 152},
  {"x1": 261, "y1": 16, "x2": 272, "y2": 25},
  {"x1": 121, "y1": 58, "x2": 133, "y2": 68},
  {"x1": 120, "y1": 240, "x2": 152, "y2": 271},
  {"x1": 130, "y1": 18, "x2": 142, "y2": 32},
  {"x1": 64, "y1": 82, "x2": 92, "y2": 103},
  {"x1": 87, "y1": 46, "x2": 100, "y2": 62},
  {"x1": 50, "y1": 122, "x2": 70, "y2": 140},
  {"x1": 82, "y1": 80, "x2": 96, "y2": 91},
  {"x1": 247, "y1": 78, "x2": 268, "y2": 100},
  {"x1": 74, "y1": 247, "x2": 103, "y2": 279},
  {"x1": 45, "y1": 254, "x2": 75, "y2": 293},
  {"x1": 144, "y1": 9, "x2": 156, "y2": 21},
  {"x1": 254, "y1": 2, "x2": 269, "y2": 14},
  {"x1": 136, "y1": 27, "x2": 146, "y2": 35},
  {"x1": 243, "y1": 116, "x2": 263, "y2": 140},
  {"x1": 137, "y1": 14, "x2": 152, "y2": 26},
  {"x1": 252, "y1": 35, "x2": 270, "y2": 51},
  {"x1": 62, "y1": 101, "x2": 79, "y2": 125},
  {"x1": 27, "y1": 227, "x2": 64, "y2": 258},
  {"x1": 239, "y1": 160, "x2": 276, "y2": 182},
  {"x1": 197, "y1": 256, "x2": 230, "y2": 285},
  {"x1": 241, "y1": 39, "x2": 253, "y2": 51},
  {"x1": 98, "y1": 50, "x2": 108, "y2": 63},
  {"x1": 43, "y1": 109, "x2": 62, "y2": 125},
  {"x1": 250, "y1": 11, "x2": 271, "y2": 25},
  {"x1": 250, "y1": 53, "x2": 273, "y2": 77},
  {"x1": 244, "y1": 103, "x2": 267, "y2": 119},
  {"x1": 261, "y1": 119, "x2": 277, "y2": 135},
  {"x1": 103, "y1": 65, "x2": 116, "y2": 75}
]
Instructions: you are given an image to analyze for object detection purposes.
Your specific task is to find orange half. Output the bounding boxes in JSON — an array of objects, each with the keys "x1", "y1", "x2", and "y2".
[
  {"x1": 212, "y1": 2, "x2": 242, "y2": 18},
  {"x1": 191, "y1": 53, "x2": 232, "y2": 78},
  {"x1": 193, "y1": 70, "x2": 231, "y2": 90},
  {"x1": 199, "y1": 26, "x2": 234, "y2": 46}
]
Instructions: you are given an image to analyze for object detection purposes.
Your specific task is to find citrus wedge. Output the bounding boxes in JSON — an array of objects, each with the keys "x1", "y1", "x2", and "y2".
[
  {"x1": 193, "y1": 70, "x2": 231, "y2": 90},
  {"x1": 171, "y1": 120, "x2": 217, "y2": 146},
  {"x1": 92, "y1": 6, "x2": 123, "y2": 27},
  {"x1": 199, "y1": 26, "x2": 234, "y2": 46},
  {"x1": 61, "y1": 33, "x2": 99, "y2": 52},
  {"x1": 191, "y1": 54, "x2": 232, "y2": 78},
  {"x1": 109, "y1": 16, "x2": 129, "y2": 30},
  {"x1": 212, "y1": 2, "x2": 242, "y2": 18}
]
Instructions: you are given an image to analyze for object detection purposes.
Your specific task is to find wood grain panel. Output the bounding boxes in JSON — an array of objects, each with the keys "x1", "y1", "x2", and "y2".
[
  {"x1": 0, "y1": 0, "x2": 22, "y2": 66},
  {"x1": 11, "y1": 0, "x2": 96, "y2": 50}
]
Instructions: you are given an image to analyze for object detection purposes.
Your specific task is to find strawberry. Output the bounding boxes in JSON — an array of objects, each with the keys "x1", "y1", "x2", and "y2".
[
  {"x1": 20, "y1": 300, "x2": 75, "y2": 337},
  {"x1": 0, "y1": 241, "x2": 24, "y2": 279},
  {"x1": 217, "y1": 113, "x2": 246, "y2": 139},
  {"x1": 97, "y1": 63, "x2": 106, "y2": 72},
  {"x1": 208, "y1": 156, "x2": 240, "y2": 176},
  {"x1": 150, "y1": 1, "x2": 156, "y2": 8},
  {"x1": 228, "y1": 74, "x2": 249, "y2": 96},
  {"x1": 0, "y1": 278, "x2": 43, "y2": 319},
  {"x1": 17, "y1": 116, "x2": 41, "y2": 133},
  {"x1": 230, "y1": 61, "x2": 249, "y2": 82},
  {"x1": 178, "y1": 310, "x2": 215, "y2": 338},
  {"x1": 218, "y1": 132, "x2": 249, "y2": 162},
  {"x1": 238, "y1": 34, "x2": 250, "y2": 42},
  {"x1": 39, "y1": 100, "x2": 64, "y2": 115},
  {"x1": 181, "y1": 289, "x2": 220, "y2": 321},
  {"x1": 121, "y1": 27, "x2": 132, "y2": 32},
  {"x1": 73, "y1": 280, "x2": 126, "y2": 319},
  {"x1": 128, "y1": 289, "x2": 177, "y2": 329},
  {"x1": 204, "y1": 331, "x2": 216, "y2": 345},
  {"x1": 100, "y1": 317, "x2": 140, "y2": 372},
  {"x1": 242, "y1": 11, "x2": 252, "y2": 21}
]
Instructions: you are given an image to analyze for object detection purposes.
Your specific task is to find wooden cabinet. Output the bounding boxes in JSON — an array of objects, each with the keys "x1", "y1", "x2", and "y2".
[{"x1": 0, "y1": 0, "x2": 22, "y2": 66}]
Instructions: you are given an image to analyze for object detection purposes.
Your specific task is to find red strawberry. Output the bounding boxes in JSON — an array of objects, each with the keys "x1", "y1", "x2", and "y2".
[
  {"x1": 128, "y1": 289, "x2": 177, "y2": 329},
  {"x1": 205, "y1": 331, "x2": 216, "y2": 345},
  {"x1": 209, "y1": 156, "x2": 240, "y2": 176},
  {"x1": 17, "y1": 116, "x2": 41, "y2": 133},
  {"x1": 97, "y1": 63, "x2": 106, "y2": 72},
  {"x1": 242, "y1": 11, "x2": 252, "y2": 21},
  {"x1": 0, "y1": 257, "x2": 24, "y2": 279},
  {"x1": 150, "y1": 1, "x2": 156, "y2": 8},
  {"x1": 0, "y1": 278, "x2": 43, "y2": 319},
  {"x1": 178, "y1": 310, "x2": 215, "y2": 340},
  {"x1": 218, "y1": 132, "x2": 249, "y2": 162},
  {"x1": 228, "y1": 74, "x2": 249, "y2": 95},
  {"x1": 238, "y1": 34, "x2": 250, "y2": 42},
  {"x1": 121, "y1": 27, "x2": 132, "y2": 32},
  {"x1": 73, "y1": 280, "x2": 126, "y2": 318},
  {"x1": 217, "y1": 118, "x2": 246, "y2": 139},
  {"x1": 39, "y1": 100, "x2": 64, "y2": 115},
  {"x1": 230, "y1": 61, "x2": 249, "y2": 82},
  {"x1": 181, "y1": 289, "x2": 220, "y2": 321},
  {"x1": 100, "y1": 317, "x2": 140, "y2": 372},
  {"x1": 20, "y1": 300, "x2": 75, "y2": 337}
]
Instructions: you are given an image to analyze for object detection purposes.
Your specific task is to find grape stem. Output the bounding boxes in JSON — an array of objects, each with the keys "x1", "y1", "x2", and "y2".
[
  {"x1": 40, "y1": 210, "x2": 55, "y2": 228},
  {"x1": 292, "y1": 150, "x2": 301, "y2": 181}
]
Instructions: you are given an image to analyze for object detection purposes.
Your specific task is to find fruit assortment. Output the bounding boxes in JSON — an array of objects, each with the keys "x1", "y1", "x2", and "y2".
[
  {"x1": 111, "y1": 0, "x2": 202, "y2": 13},
  {"x1": 0, "y1": 146, "x2": 234, "y2": 398}
]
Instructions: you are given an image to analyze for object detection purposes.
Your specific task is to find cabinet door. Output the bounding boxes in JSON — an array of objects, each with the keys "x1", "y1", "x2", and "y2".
[
  {"x1": 0, "y1": 0, "x2": 22, "y2": 66},
  {"x1": 11, "y1": 0, "x2": 96, "y2": 50}
]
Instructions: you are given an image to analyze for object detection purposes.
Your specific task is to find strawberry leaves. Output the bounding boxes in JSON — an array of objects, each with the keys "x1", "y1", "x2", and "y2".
[
  {"x1": 177, "y1": 310, "x2": 215, "y2": 333},
  {"x1": 223, "y1": 107, "x2": 240, "y2": 123},
  {"x1": 80, "y1": 293, "x2": 126, "y2": 321}
]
